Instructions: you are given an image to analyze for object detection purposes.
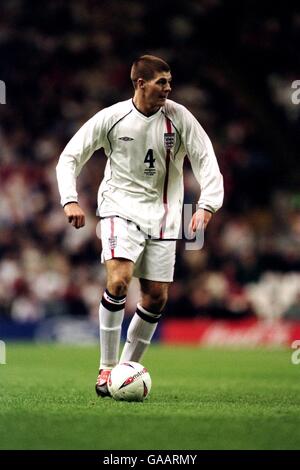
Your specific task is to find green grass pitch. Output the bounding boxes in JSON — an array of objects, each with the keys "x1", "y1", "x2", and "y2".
[{"x1": 0, "y1": 343, "x2": 300, "y2": 450}]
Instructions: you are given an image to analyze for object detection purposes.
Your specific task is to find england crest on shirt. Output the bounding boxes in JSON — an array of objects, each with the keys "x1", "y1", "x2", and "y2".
[{"x1": 164, "y1": 132, "x2": 175, "y2": 149}]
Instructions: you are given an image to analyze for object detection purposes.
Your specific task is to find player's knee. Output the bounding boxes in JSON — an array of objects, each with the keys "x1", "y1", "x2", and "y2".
[
  {"x1": 146, "y1": 291, "x2": 168, "y2": 313},
  {"x1": 107, "y1": 275, "x2": 130, "y2": 297}
]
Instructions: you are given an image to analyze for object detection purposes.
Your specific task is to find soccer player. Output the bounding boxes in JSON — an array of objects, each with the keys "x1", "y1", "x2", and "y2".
[{"x1": 56, "y1": 55, "x2": 224, "y2": 397}]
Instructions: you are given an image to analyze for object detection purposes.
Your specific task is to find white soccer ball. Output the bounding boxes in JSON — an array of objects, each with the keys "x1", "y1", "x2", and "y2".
[{"x1": 108, "y1": 361, "x2": 151, "y2": 402}]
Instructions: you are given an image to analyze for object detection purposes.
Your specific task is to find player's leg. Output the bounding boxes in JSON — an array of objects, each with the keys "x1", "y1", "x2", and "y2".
[
  {"x1": 119, "y1": 238, "x2": 176, "y2": 363},
  {"x1": 96, "y1": 258, "x2": 134, "y2": 396},
  {"x1": 96, "y1": 217, "x2": 144, "y2": 396},
  {"x1": 119, "y1": 279, "x2": 170, "y2": 363},
  {"x1": 100, "y1": 258, "x2": 134, "y2": 366}
]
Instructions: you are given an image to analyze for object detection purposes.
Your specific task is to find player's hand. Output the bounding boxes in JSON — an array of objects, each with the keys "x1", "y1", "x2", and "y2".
[
  {"x1": 189, "y1": 208, "x2": 212, "y2": 234},
  {"x1": 63, "y1": 202, "x2": 85, "y2": 229}
]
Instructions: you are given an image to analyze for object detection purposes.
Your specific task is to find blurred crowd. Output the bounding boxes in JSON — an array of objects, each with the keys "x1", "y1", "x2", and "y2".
[{"x1": 1, "y1": 0, "x2": 300, "y2": 323}]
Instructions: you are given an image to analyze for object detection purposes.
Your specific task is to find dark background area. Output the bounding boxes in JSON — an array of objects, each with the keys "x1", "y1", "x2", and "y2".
[{"x1": 0, "y1": 0, "x2": 300, "y2": 324}]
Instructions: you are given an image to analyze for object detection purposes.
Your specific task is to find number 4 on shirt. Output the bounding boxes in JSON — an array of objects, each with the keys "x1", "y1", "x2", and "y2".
[{"x1": 144, "y1": 149, "x2": 156, "y2": 168}]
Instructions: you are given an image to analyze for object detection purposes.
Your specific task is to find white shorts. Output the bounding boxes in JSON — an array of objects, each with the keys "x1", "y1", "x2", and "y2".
[{"x1": 100, "y1": 216, "x2": 176, "y2": 282}]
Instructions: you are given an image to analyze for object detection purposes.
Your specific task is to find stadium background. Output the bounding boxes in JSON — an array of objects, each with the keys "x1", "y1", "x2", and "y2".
[
  {"x1": 1, "y1": 0, "x2": 300, "y2": 346},
  {"x1": 1, "y1": 0, "x2": 300, "y2": 452}
]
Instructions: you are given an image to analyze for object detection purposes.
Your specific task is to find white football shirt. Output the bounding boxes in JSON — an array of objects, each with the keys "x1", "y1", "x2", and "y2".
[{"x1": 56, "y1": 98, "x2": 224, "y2": 238}]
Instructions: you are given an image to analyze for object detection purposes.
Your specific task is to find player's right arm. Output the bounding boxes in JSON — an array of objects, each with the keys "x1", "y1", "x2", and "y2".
[
  {"x1": 56, "y1": 110, "x2": 107, "y2": 228},
  {"x1": 63, "y1": 202, "x2": 85, "y2": 229}
]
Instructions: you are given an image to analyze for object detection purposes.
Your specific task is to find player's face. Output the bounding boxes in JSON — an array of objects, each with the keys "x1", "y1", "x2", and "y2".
[{"x1": 143, "y1": 71, "x2": 172, "y2": 108}]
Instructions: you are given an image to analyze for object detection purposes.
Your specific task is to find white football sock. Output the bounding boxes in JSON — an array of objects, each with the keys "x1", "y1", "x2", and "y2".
[
  {"x1": 99, "y1": 289, "x2": 126, "y2": 370},
  {"x1": 119, "y1": 303, "x2": 161, "y2": 363}
]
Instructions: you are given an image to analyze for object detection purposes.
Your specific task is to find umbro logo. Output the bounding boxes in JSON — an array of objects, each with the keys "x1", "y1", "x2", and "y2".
[{"x1": 118, "y1": 136, "x2": 134, "y2": 141}]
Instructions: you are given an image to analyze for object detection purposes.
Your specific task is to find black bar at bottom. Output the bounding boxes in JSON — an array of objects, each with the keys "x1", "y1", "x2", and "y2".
[{"x1": 0, "y1": 450, "x2": 298, "y2": 465}]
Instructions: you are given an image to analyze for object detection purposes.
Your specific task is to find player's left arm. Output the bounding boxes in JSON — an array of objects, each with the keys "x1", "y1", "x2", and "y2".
[
  {"x1": 189, "y1": 208, "x2": 212, "y2": 233},
  {"x1": 180, "y1": 106, "x2": 224, "y2": 232}
]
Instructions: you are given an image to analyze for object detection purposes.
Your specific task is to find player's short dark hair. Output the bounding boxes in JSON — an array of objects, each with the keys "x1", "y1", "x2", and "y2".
[{"x1": 131, "y1": 55, "x2": 170, "y2": 89}]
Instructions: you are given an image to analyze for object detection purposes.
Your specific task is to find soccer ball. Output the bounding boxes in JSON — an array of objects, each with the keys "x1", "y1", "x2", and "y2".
[{"x1": 108, "y1": 361, "x2": 151, "y2": 402}]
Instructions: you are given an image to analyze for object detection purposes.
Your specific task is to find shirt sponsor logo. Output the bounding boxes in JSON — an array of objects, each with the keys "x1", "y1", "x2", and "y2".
[
  {"x1": 164, "y1": 132, "x2": 175, "y2": 149},
  {"x1": 118, "y1": 136, "x2": 134, "y2": 141}
]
